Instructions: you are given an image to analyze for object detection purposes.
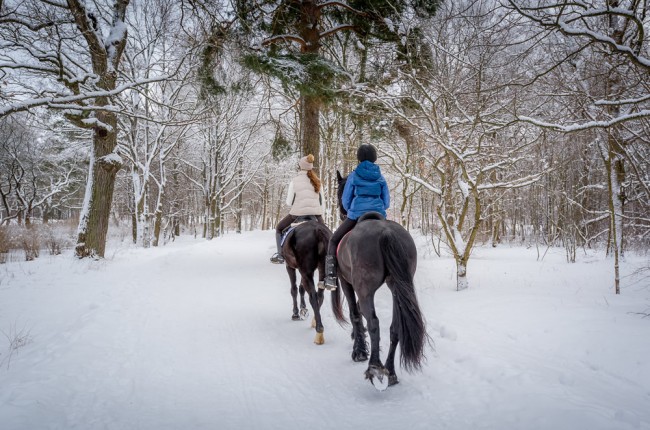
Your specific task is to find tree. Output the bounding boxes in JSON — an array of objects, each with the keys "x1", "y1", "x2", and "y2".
[
  {"x1": 364, "y1": 1, "x2": 545, "y2": 290},
  {"x1": 507, "y1": 0, "x2": 650, "y2": 293},
  {"x1": 230, "y1": 0, "x2": 440, "y2": 170},
  {"x1": 116, "y1": 0, "x2": 202, "y2": 247},
  {"x1": 0, "y1": 115, "x2": 83, "y2": 226},
  {"x1": 0, "y1": 0, "x2": 184, "y2": 257}
]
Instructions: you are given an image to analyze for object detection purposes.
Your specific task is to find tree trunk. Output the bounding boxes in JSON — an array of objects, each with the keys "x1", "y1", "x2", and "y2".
[
  {"x1": 71, "y1": 0, "x2": 129, "y2": 258},
  {"x1": 300, "y1": 94, "x2": 321, "y2": 164},
  {"x1": 604, "y1": 138, "x2": 623, "y2": 295},
  {"x1": 456, "y1": 259, "x2": 468, "y2": 291},
  {"x1": 76, "y1": 112, "x2": 121, "y2": 258},
  {"x1": 152, "y1": 204, "x2": 163, "y2": 247},
  {"x1": 298, "y1": 0, "x2": 322, "y2": 169}
]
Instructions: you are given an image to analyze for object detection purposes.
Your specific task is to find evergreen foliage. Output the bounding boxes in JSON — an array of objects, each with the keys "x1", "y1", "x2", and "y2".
[
  {"x1": 271, "y1": 130, "x2": 292, "y2": 161},
  {"x1": 242, "y1": 52, "x2": 347, "y2": 100}
]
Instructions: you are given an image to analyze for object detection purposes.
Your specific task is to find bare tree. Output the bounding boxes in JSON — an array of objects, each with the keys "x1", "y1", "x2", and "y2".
[
  {"x1": 0, "y1": 0, "x2": 137, "y2": 257},
  {"x1": 362, "y1": 1, "x2": 546, "y2": 290},
  {"x1": 0, "y1": 116, "x2": 82, "y2": 226},
  {"x1": 507, "y1": 0, "x2": 650, "y2": 293}
]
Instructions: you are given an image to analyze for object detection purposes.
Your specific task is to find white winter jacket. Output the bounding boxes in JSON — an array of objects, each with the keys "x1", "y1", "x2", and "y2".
[{"x1": 286, "y1": 171, "x2": 323, "y2": 216}]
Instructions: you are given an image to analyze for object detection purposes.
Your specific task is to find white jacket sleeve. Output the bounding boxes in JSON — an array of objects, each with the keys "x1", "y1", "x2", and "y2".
[{"x1": 285, "y1": 180, "x2": 294, "y2": 206}]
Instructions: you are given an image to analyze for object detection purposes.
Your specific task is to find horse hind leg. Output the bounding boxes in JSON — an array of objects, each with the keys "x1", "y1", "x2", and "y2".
[
  {"x1": 303, "y1": 271, "x2": 325, "y2": 345},
  {"x1": 385, "y1": 319, "x2": 400, "y2": 386},
  {"x1": 358, "y1": 292, "x2": 390, "y2": 391},
  {"x1": 340, "y1": 278, "x2": 368, "y2": 362},
  {"x1": 298, "y1": 283, "x2": 308, "y2": 320},
  {"x1": 287, "y1": 267, "x2": 301, "y2": 321}
]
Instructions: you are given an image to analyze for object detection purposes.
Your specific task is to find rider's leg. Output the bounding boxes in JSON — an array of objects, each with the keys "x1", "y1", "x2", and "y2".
[
  {"x1": 271, "y1": 214, "x2": 295, "y2": 263},
  {"x1": 323, "y1": 218, "x2": 357, "y2": 289}
]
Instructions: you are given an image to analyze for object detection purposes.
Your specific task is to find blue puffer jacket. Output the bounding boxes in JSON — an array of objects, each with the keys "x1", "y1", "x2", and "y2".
[{"x1": 342, "y1": 161, "x2": 390, "y2": 220}]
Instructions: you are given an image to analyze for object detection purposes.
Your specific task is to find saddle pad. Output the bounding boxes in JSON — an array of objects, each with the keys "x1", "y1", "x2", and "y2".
[
  {"x1": 336, "y1": 231, "x2": 353, "y2": 258},
  {"x1": 280, "y1": 219, "x2": 314, "y2": 247},
  {"x1": 280, "y1": 226, "x2": 295, "y2": 247}
]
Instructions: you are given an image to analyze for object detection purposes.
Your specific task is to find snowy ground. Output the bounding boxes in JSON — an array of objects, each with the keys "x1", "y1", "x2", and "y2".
[{"x1": 0, "y1": 230, "x2": 649, "y2": 430}]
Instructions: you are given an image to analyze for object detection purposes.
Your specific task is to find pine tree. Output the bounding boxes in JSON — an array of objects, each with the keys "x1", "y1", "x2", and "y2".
[{"x1": 228, "y1": 0, "x2": 440, "y2": 169}]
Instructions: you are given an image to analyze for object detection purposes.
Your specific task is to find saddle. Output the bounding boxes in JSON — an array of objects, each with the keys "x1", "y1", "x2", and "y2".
[
  {"x1": 357, "y1": 211, "x2": 385, "y2": 222},
  {"x1": 280, "y1": 215, "x2": 319, "y2": 246}
]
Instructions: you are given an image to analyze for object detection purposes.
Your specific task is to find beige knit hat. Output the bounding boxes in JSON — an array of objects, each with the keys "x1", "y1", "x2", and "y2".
[{"x1": 299, "y1": 154, "x2": 314, "y2": 170}]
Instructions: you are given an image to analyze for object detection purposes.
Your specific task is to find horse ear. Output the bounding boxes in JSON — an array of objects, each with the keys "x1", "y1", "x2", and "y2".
[{"x1": 336, "y1": 170, "x2": 343, "y2": 181}]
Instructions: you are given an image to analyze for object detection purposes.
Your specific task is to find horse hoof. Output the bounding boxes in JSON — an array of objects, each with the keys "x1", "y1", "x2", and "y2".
[
  {"x1": 388, "y1": 375, "x2": 399, "y2": 386},
  {"x1": 299, "y1": 307, "x2": 309, "y2": 320},
  {"x1": 351, "y1": 350, "x2": 368, "y2": 362},
  {"x1": 365, "y1": 365, "x2": 389, "y2": 391},
  {"x1": 314, "y1": 332, "x2": 324, "y2": 345},
  {"x1": 291, "y1": 314, "x2": 301, "y2": 321}
]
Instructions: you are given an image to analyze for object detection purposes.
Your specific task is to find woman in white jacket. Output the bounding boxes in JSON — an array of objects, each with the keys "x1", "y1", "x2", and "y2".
[{"x1": 270, "y1": 154, "x2": 325, "y2": 264}]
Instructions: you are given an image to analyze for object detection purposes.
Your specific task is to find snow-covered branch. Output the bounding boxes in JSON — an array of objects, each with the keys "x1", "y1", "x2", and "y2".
[
  {"x1": 0, "y1": 75, "x2": 172, "y2": 118},
  {"x1": 518, "y1": 111, "x2": 650, "y2": 132}
]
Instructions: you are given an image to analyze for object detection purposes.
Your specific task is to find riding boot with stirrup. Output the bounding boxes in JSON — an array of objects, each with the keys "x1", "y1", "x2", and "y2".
[
  {"x1": 270, "y1": 232, "x2": 285, "y2": 264},
  {"x1": 322, "y1": 255, "x2": 338, "y2": 290}
]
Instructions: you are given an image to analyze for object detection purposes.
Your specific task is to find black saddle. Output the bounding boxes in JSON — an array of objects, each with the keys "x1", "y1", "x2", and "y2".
[
  {"x1": 357, "y1": 211, "x2": 385, "y2": 222},
  {"x1": 294, "y1": 215, "x2": 319, "y2": 223}
]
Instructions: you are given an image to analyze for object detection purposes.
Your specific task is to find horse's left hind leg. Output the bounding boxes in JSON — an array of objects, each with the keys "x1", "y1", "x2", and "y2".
[
  {"x1": 340, "y1": 278, "x2": 368, "y2": 362},
  {"x1": 359, "y1": 292, "x2": 390, "y2": 391},
  {"x1": 299, "y1": 284, "x2": 308, "y2": 320},
  {"x1": 287, "y1": 267, "x2": 301, "y2": 321}
]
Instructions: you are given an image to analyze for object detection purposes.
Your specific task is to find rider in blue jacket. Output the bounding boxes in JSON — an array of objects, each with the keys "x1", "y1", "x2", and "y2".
[{"x1": 322, "y1": 144, "x2": 390, "y2": 290}]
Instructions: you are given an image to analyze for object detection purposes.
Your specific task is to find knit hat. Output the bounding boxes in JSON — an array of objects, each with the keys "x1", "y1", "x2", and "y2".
[
  {"x1": 299, "y1": 154, "x2": 314, "y2": 170},
  {"x1": 357, "y1": 144, "x2": 377, "y2": 163}
]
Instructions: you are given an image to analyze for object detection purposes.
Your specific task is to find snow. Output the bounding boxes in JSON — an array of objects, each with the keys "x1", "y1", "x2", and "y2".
[
  {"x1": 1, "y1": 230, "x2": 649, "y2": 430},
  {"x1": 76, "y1": 146, "x2": 95, "y2": 237}
]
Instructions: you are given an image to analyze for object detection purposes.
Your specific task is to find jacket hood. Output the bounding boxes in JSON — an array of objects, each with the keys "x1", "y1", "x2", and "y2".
[{"x1": 355, "y1": 160, "x2": 381, "y2": 181}]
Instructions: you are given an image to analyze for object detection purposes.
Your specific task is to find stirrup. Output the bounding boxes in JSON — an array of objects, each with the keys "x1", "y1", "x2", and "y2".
[
  {"x1": 270, "y1": 253, "x2": 285, "y2": 264},
  {"x1": 323, "y1": 276, "x2": 338, "y2": 290}
]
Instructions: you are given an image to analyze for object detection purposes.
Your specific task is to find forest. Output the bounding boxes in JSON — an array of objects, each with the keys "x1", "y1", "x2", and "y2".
[{"x1": 1, "y1": 0, "x2": 649, "y2": 293}]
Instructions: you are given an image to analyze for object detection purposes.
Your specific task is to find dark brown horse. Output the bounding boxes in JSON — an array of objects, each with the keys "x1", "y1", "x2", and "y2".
[
  {"x1": 333, "y1": 171, "x2": 428, "y2": 390},
  {"x1": 281, "y1": 218, "x2": 344, "y2": 344}
]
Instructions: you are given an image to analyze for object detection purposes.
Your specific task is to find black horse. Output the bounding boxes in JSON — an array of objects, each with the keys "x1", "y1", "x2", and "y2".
[
  {"x1": 332, "y1": 171, "x2": 428, "y2": 390},
  {"x1": 281, "y1": 218, "x2": 344, "y2": 344}
]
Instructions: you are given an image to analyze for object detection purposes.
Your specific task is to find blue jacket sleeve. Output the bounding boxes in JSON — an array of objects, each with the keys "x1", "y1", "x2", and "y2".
[
  {"x1": 381, "y1": 177, "x2": 390, "y2": 209},
  {"x1": 342, "y1": 173, "x2": 355, "y2": 211}
]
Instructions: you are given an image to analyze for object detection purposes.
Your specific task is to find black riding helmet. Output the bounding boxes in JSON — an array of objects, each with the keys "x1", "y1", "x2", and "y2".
[{"x1": 357, "y1": 144, "x2": 377, "y2": 163}]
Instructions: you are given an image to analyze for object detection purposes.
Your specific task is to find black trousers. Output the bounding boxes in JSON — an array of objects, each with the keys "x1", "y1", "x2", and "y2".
[
  {"x1": 276, "y1": 214, "x2": 324, "y2": 234},
  {"x1": 327, "y1": 218, "x2": 357, "y2": 256}
]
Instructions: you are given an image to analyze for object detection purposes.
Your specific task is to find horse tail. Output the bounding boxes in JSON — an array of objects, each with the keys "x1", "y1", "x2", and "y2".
[
  {"x1": 380, "y1": 228, "x2": 427, "y2": 372},
  {"x1": 316, "y1": 225, "x2": 345, "y2": 324},
  {"x1": 330, "y1": 285, "x2": 346, "y2": 324}
]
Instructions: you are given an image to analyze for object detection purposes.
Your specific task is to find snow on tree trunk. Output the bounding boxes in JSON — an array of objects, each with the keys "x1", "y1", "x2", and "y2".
[{"x1": 456, "y1": 259, "x2": 469, "y2": 291}]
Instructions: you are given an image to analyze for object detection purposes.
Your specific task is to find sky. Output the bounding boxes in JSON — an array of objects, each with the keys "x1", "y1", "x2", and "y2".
[{"x1": 0, "y1": 229, "x2": 649, "y2": 430}]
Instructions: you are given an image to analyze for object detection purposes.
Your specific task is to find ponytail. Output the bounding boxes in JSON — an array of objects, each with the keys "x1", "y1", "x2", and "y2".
[
  {"x1": 304, "y1": 155, "x2": 321, "y2": 193},
  {"x1": 307, "y1": 170, "x2": 321, "y2": 193}
]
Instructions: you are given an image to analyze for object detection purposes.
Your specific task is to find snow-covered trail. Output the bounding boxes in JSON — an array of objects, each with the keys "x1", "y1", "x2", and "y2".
[{"x1": 0, "y1": 230, "x2": 649, "y2": 430}]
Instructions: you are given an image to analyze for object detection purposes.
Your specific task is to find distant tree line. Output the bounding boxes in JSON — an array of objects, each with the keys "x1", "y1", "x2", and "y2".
[{"x1": 1, "y1": 0, "x2": 648, "y2": 293}]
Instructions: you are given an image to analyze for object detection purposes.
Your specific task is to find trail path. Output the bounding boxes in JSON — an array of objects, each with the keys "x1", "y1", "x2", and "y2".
[{"x1": 0, "y1": 231, "x2": 648, "y2": 430}]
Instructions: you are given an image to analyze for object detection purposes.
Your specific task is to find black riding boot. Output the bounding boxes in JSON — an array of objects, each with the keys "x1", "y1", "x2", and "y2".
[
  {"x1": 323, "y1": 255, "x2": 337, "y2": 290},
  {"x1": 270, "y1": 232, "x2": 285, "y2": 264}
]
